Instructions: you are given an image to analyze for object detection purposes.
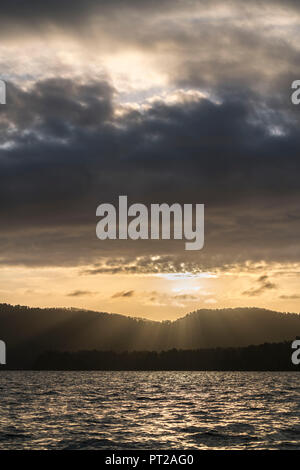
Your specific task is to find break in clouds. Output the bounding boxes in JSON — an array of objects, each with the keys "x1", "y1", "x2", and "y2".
[{"x1": 0, "y1": 0, "x2": 300, "y2": 274}]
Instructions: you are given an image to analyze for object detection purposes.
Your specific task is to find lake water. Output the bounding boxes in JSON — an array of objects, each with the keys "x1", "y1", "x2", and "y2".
[{"x1": 0, "y1": 371, "x2": 299, "y2": 450}]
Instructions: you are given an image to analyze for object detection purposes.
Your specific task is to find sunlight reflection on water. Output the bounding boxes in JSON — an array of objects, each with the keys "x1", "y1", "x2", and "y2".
[{"x1": 0, "y1": 371, "x2": 299, "y2": 449}]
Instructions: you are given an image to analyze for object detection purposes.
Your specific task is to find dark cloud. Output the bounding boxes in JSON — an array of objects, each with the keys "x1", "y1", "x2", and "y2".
[
  {"x1": 0, "y1": 0, "x2": 298, "y2": 103},
  {"x1": 279, "y1": 294, "x2": 300, "y2": 300},
  {"x1": 111, "y1": 290, "x2": 135, "y2": 298},
  {"x1": 0, "y1": 60, "x2": 299, "y2": 269},
  {"x1": 2, "y1": 78, "x2": 114, "y2": 136},
  {"x1": 0, "y1": 1, "x2": 298, "y2": 27},
  {"x1": 0, "y1": 0, "x2": 189, "y2": 41},
  {"x1": 173, "y1": 294, "x2": 198, "y2": 301},
  {"x1": 0, "y1": 0, "x2": 179, "y2": 22},
  {"x1": 67, "y1": 290, "x2": 96, "y2": 297},
  {"x1": 242, "y1": 275, "x2": 277, "y2": 297}
]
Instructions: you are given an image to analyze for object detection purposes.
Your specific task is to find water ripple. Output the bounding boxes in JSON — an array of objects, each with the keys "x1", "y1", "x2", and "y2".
[{"x1": 0, "y1": 371, "x2": 299, "y2": 449}]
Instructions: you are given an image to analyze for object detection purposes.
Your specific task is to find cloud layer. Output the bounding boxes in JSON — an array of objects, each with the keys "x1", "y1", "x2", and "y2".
[{"x1": 0, "y1": 0, "x2": 299, "y2": 278}]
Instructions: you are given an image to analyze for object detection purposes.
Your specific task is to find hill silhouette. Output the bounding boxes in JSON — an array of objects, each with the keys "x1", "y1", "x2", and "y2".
[{"x1": 0, "y1": 303, "x2": 300, "y2": 368}]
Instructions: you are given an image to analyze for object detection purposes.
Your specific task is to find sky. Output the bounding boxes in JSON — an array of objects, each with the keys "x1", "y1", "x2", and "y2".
[{"x1": 0, "y1": 0, "x2": 300, "y2": 320}]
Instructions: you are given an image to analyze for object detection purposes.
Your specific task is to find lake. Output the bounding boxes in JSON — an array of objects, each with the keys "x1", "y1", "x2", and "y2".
[{"x1": 0, "y1": 371, "x2": 299, "y2": 450}]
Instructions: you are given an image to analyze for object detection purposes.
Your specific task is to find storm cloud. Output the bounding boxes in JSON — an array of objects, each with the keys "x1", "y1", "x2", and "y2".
[{"x1": 0, "y1": 0, "x2": 299, "y2": 275}]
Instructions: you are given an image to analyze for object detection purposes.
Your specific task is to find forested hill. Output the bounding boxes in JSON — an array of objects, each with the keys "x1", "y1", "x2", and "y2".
[
  {"x1": 34, "y1": 341, "x2": 300, "y2": 371},
  {"x1": 0, "y1": 303, "x2": 300, "y2": 368}
]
